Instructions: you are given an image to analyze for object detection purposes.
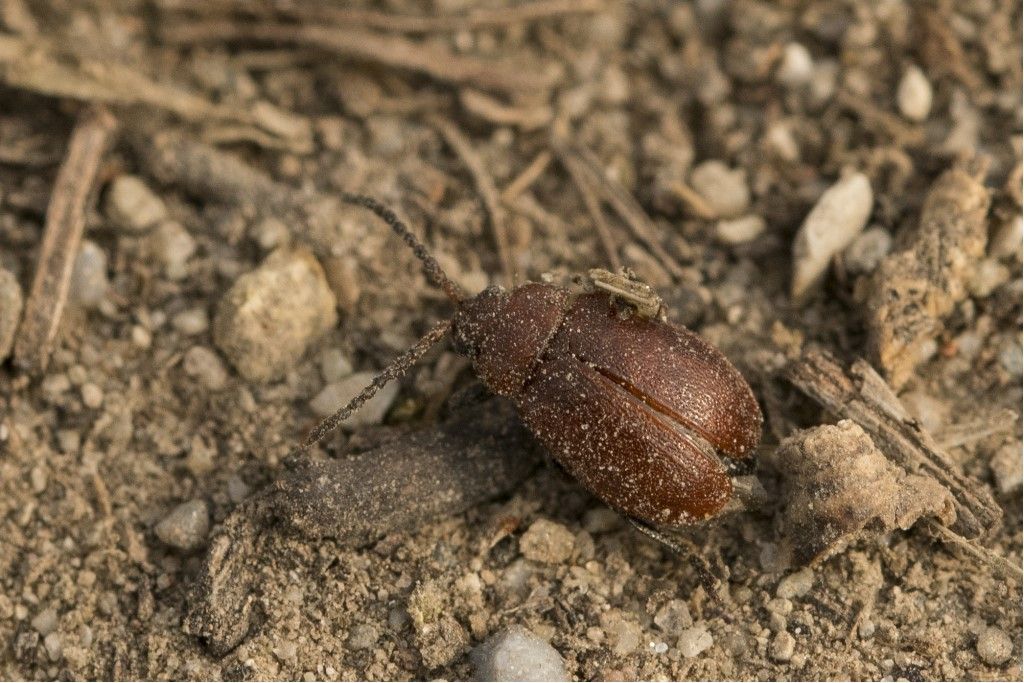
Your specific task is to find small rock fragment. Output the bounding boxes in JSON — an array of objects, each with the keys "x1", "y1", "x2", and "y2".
[
  {"x1": 70, "y1": 241, "x2": 109, "y2": 308},
  {"x1": 472, "y1": 625, "x2": 569, "y2": 682},
  {"x1": 213, "y1": 247, "x2": 337, "y2": 382},
  {"x1": 776, "y1": 568, "x2": 814, "y2": 599},
  {"x1": 677, "y1": 625, "x2": 713, "y2": 658},
  {"x1": 183, "y1": 346, "x2": 229, "y2": 391},
  {"x1": 171, "y1": 308, "x2": 209, "y2": 336},
  {"x1": 968, "y1": 258, "x2": 1010, "y2": 298},
  {"x1": 309, "y1": 372, "x2": 398, "y2": 428},
  {"x1": 31, "y1": 608, "x2": 58, "y2": 636},
  {"x1": 582, "y1": 507, "x2": 622, "y2": 534},
  {"x1": 791, "y1": 172, "x2": 873, "y2": 301},
  {"x1": 80, "y1": 382, "x2": 104, "y2": 409},
  {"x1": 407, "y1": 581, "x2": 468, "y2": 669},
  {"x1": 319, "y1": 348, "x2": 354, "y2": 384},
  {"x1": 715, "y1": 215, "x2": 766, "y2": 245},
  {"x1": 44, "y1": 632, "x2": 62, "y2": 661},
  {"x1": 600, "y1": 611, "x2": 642, "y2": 656},
  {"x1": 777, "y1": 43, "x2": 814, "y2": 86},
  {"x1": 106, "y1": 175, "x2": 168, "y2": 232},
  {"x1": 0, "y1": 268, "x2": 23, "y2": 362},
  {"x1": 155, "y1": 499, "x2": 210, "y2": 551},
  {"x1": 843, "y1": 227, "x2": 892, "y2": 275},
  {"x1": 519, "y1": 519, "x2": 575, "y2": 564},
  {"x1": 770, "y1": 631, "x2": 795, "y2": 662},
  {"x1": 151, "y1": 221, "x2": 197, "y2": 279},
  {"x1": 896, "y1": 65, "x2": 933, "y2": 122},
  {"x1": 774, "y1": 420, "x2": 955, "y2": 565},
  {"x1": 990, "y1": 441, "x2": 1023, "y2": 494},
  {"x1": 866, "y1": 163, "x2": 991, "y2": 388},
  {"x1": 976, "y1": 626, "x2": 1013, "y2": 666},
  {"x1": 347, "y1": 623, "x2": 379, "y2": 651},
  {"x1": 690, "y1": 161, "x2": 750, "y2": 219},
  {"x1": 654, "y1": 599, "x2": 693, "y2": 634}
]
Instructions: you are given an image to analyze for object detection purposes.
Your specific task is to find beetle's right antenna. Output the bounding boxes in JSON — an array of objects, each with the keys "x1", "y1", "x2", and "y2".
[
  {"x1": 341, "y1": 193, "x2": 465, "y2": 303},
  {"x1": 288, "y1": 317, "x2": 453, "y2": 458}
]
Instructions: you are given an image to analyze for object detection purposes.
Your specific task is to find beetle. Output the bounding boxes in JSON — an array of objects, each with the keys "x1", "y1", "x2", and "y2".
[{"x1": 296, "y1": 193, "x2": 763, "y2": 533}]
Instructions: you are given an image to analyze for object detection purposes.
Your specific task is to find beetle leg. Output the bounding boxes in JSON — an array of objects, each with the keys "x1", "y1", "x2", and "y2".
[{"x1": 627, "y1": 518, "x2": 725, "y2": 601}]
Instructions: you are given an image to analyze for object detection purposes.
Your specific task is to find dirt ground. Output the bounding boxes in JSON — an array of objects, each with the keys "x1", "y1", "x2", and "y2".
[{"x1": 0, "y1": 0, "x2": 1021, "y2": 680}]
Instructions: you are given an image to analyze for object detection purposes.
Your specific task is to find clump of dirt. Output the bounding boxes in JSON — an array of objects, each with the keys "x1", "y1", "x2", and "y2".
[{"x1": 0, "y1": 0, "x2": 1020, "y2": 680}]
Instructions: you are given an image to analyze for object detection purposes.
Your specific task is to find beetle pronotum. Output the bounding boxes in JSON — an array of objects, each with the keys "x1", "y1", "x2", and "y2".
[{"x1": 295, "y1": 193, "x2": 763, "y2": 539}]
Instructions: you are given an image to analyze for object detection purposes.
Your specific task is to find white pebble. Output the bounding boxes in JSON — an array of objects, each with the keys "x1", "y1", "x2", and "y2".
[
  {"x1": 791, "y1": 172, "x2": 873, "y2": 301},
  {"x1": 715, "y1": 215, "x2": 766, "y2": 245},
  {"x1": 319, "y1": 348, "x2": 353, "y2": 384},
  {"x1": 309, "y1": 371, "x2": 398, "y2": 428},
  {"x1": 690, "y1": 160, "x2": 750, "y2": 218},
  {"x1": 106, "y1": 175, "x2": 167, "y2": 233},
  {"x1": 30, "y1": 466, "x2": 47, "y2": 493},
  {"x1": 777, "y1": 43, "x2": 814, "y2": 87},
  {"x1": 250, "y1": 216, "x2": 291, "y2": 252},
  {"x1": 70, "y1": 241, "x2": 109, "y2": 308},
  {"x1": 44, "y1": 632, "x2": 62, "y2": 661},
  {"x1": 968, "y1": 258, "x2": 1010, "y2": 298},
  {"x1": 977, "y1": 626, "x2": 1013, "y2": 666},
  {"x1": 155, "y1": 499, "x2": 210, "y2": 551},
  {"x1": 80, "y1": 382, "x2": 104, "y2": 409},
  {"x1": 677, "y1": 625, "x2": 713, "y2": 658},
  {"x1": 896, "y1": 65, "x2": 933, "y2": 122},
  {"x1": 472, "y1": 626, "x2": 569, "y2": 681},
  {"x1": 172, "y1": 308, "x2": 209, "y2": 336}
]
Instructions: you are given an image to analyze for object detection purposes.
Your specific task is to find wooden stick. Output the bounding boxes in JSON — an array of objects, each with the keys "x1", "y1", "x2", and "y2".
[
  {"x1": 431, "y1": 117, "x2": 516, "y2": 287},
  {"x1": 558, "y1": 150, "x2": 622, "y2": 270},
  {"x1": 161, "y1": 22, "x2": 559, "y2": 97},
  {"x1": 501, "y1": 150, "x2": 553, "y2": 204},
  {"x1": 13, "y1": 106, "x2": 117, "y2": 373}
]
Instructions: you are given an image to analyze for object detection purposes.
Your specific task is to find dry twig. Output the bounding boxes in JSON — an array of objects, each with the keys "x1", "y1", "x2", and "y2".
[{"x1": 13, "y1": 106, "x2": 117, "y2": 373}]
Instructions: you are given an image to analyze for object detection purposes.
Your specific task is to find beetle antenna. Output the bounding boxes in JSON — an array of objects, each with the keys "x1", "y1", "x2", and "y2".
[
  {"x1": 341, "y1": 193, "x2": 465, "y2": 303},
  {"x1": 288, "y1": 318, "x2": 453, "y2": 458}
]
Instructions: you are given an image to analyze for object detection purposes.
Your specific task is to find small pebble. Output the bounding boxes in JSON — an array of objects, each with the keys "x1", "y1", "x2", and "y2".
[
  {"x1": 896, "y1": 65, "x2": 933, "y2": 122},
  {"x1": 677, "y1": 625, "x2": 713, "y2": 658},
  {"x1": 0, "y1": 267, "x2": 23, "y2": 362},
  {"x1": 770, "y1": 631, "x2": 796, "y2": 662},
  {"x1": 347, "y1": 623, "x2": 379, "y2": 651},
  {"x1": 654, "y1": 599, "x2": 693, "y2": 634},
  {"x1": 151, "y1": 221, "x2": 197, "y2": 279},
  {"x1": 309, "y1": 371, "x2": 399, "y2": 428},
  {"x1": 132, "y1": 325, "x2": 152, "y2": 349},
  {"x1": 319, "y1": 348, "x2": 354, "y2": 384},
  {"x1": 43, "y1": 632, "x2": 62, "y2": 661},
  {"x1": 990, "y1": 440, "x2": 1023, "y2": 494},
  {"x1": 601, "y1": 611, "x2": 642, "y2": 656},
  {"x1": 30, "y1": 466, "x2": 47, "y2": 494},
  {"x1": 31, "y1": 608, "x2": 58, "y2": 636},
  {"x1": 990, "y1": 216, "x2": 1022, "y2": 261},
  {"x1": 999, "y1": 339, "x2": 1022, "y2": 378},
  {"x1": 858, "y1": 620, "x2": 876, "y2": 639},
  {"x1": 227, "y1": 475, "x2": 251, "y2": 503},
  {"x1": 977, "y1": 626, "x2": 1013, "y2": 666},
  {"x1": 715, "y1": 215, "x2": 765, "y2": 245},
  {"x1": 213, "y1": 247, "x2": 337, "y2": 382},
  {"x1": 106, "y1": 175, "x2": 168, "y2": 232},
  {"x1": 777, "y1": 43, "x2": 814, "y2": 86},
  {"x1": 70, "y1": 241, "x2": 109, "y2": 308},
  {"x1": 690, "y1": 160, "x2": 750, "y2": 218},
  {"x1": 183, "y1": 346, "x2": 229, "y2": 392},
  {"x1": 791, "y1": 172, "x2": 873, "y2": 301},
  {"x1": 843, "y1": 227, "x2": 893, "y2": 275},
  {"x1": 776, "y1": 568, "x2": 814, "y2": 599},
  {"x1": 899, "y1": 390, "x2": 949, "y2": 435},
  {"x1": 250, "y1": 216, "x2": 291, "y2": 251},
  {"x1": 519, "y1": 519, "x2": 575, "y2": 564},
  {"x1": 155, "y1": 499, "x2": 210, "y2": 551},
  {"x1": 582, "y1": 507, "x2": 622, "y2": 534},
  {"x1": 471, "y1": 626, "x2": 569, "y2": 681},
  {"x1": 968, "y1": 258, "x2": 1010, "y2": 298},
  {"x1": 171, "y1": 308, "x2": 209, "y2": 336},
  {"x1": 80, "y1": 383, "x2": 104, "y2": 409}
]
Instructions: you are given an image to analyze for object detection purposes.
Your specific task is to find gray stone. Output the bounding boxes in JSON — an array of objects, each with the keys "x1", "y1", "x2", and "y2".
[
  {"x1": 843, "y1": 227, "x2": 892, "y2": 275},
  {"x1": 106, "y1": 175, "x2": 167, "y2": 232},
  {"x1": 151, "y1": 221, "x2": 197, "y2": 279},
  {"x1": 155, "y1": 499, "x2": 210, "y2": 551},
  {"x1": 654, "y1": 599, "x2": 693, "y2": 634},
  {"x1": 309, "y1": 371, "x2": 399, "y2": 428},
  {"x1": 0, "y1": 268, "x2": 22, "y2": 362},
  {"x1": 347, "y1": 623, "x2": 379, "y2": 651},
  {"x1": 319, "y1": 348, "x2": 354, "y2": 384},
  {"x1": 472, "y1": 626, "x2": 569, "y2": 681},
  {"x1": 213, "y1": 247, "x2": 337, "y2": 382}
]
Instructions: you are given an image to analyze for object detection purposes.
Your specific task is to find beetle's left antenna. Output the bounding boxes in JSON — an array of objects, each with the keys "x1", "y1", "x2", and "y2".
[
  {"x1": 288, "y1": 318, "x2": 453, "y2": 458},
  {"x1": 341, "y1": 193, "x2": 465, "y2": 303}
]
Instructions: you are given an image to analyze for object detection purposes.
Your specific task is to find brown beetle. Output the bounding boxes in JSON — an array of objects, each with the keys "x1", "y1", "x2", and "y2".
[{"x1": 296, "y1": 194, "x2": 763, "y2": 531}]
